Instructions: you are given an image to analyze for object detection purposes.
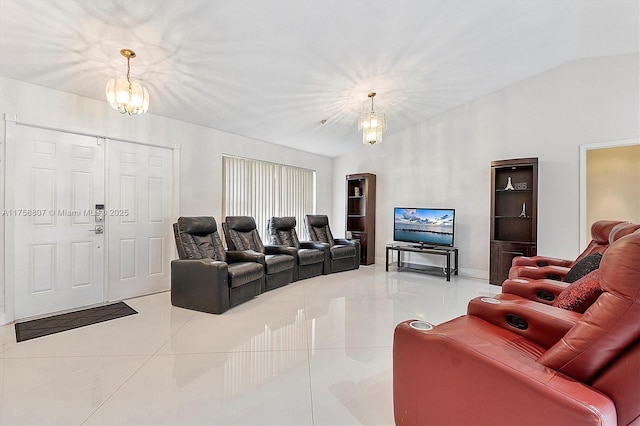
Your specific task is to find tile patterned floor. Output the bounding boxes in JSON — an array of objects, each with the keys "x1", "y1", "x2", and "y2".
[{"x1": 0, "y1": 264, "x2": 498, "y2": 425}]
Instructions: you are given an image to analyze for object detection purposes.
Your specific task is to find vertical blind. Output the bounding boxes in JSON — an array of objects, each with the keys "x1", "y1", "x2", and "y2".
[{"x1": 222, "y1": 155, "x2": 315, "y2": 241}]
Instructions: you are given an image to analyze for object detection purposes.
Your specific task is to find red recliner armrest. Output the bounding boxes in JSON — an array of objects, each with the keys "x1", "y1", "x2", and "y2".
[
  {"x1": 393, "y1": 317, "x2": 617, "y2": 425},
  {"x1": 508, "y1": 264, "x2": 569, "y2": 280},
  {"x1": 511, "y1": 255, "x2": 573, "y2": 268},
  {"x1": 467, "y1": 294, "x2": 582, "y2": 348},
  {"x1": 501, "y1": 277, "x2": 570, "y2": 304}
]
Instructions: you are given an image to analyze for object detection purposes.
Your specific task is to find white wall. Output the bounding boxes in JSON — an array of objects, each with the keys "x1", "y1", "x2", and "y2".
[
  {"x1": 0, "y1": 77, "x2": 333, "y2": 323},
  {"x1": 333, "y1": 54, "x2": 640, "y2": 279}
]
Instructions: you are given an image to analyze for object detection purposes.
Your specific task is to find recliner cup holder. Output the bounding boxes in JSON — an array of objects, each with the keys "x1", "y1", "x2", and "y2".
[
  {"x1": 480, "y1": 297, "x2": 501, "y2": 304},
  {"x1": 535, "y1": 290, "x2": 555, "y2": 301},
  {"x1": 409, "y1": 321, "x2": 434, "y2": 331}
]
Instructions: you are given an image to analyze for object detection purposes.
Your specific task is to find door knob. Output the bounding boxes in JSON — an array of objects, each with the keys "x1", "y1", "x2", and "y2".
[{"x1": 90, "y1": 225, "x2": 104, "y2": 234}]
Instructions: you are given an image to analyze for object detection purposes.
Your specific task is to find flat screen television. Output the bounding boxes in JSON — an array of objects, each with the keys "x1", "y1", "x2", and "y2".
[{"x1": 393, "y1": 207, "x2": 455, "y2": 247}]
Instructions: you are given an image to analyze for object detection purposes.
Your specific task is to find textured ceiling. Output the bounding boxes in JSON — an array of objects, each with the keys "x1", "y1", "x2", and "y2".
[{"x1": 0, "y1": 0, "x2": 638, "y2": 157}]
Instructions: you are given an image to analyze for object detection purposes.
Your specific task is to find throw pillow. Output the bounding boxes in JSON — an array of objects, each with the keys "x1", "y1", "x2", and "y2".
[
  {"x1": 564, "y1": 252, "x2": 602, "y2": 283},
  {"x1": 553, "y1": 269, "x2": 602, "y2": 313}
]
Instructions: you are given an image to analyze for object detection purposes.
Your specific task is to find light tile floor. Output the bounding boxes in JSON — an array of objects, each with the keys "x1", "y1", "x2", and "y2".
[{"x1": 0, "y1": 265, "x2": 498, "y2": 425}]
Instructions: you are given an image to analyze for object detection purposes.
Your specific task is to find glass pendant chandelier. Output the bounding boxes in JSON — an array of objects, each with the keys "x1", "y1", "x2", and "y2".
[
  {"x1": 105, "y1": 49, "x2": 150, "y2": 115},
  {"x1": 358, "y1": 92, "x2": 386, "y2": 145}
]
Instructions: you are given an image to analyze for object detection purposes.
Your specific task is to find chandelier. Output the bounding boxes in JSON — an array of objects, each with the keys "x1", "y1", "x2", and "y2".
[
  {"x1": 105, "y1": 49, "x2": 150, "y2": 115},
  {"x1": 358, "y1": 92, "x2": 386, "y2": 145}
]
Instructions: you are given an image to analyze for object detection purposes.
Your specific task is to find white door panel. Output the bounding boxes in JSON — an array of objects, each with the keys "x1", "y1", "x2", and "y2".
[
  {"x1": 13, "y1": 126, "x2": 105, "y2": 319},
  {"x1": 107, "y1": 141, "x2": 173, "y2": 301}
]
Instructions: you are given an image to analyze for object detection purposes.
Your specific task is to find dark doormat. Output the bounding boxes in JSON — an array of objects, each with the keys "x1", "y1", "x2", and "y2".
[{"x1": 15, "y1": 302, "x2": 137, "y2": 342}]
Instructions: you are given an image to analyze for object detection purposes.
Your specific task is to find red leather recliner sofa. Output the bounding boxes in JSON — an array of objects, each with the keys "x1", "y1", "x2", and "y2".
[
  {"x1": 502, "y1": 221, "x2": 640, "y2": 305},
  {"x1": 393, "y1": 230, "x2": 640, "y2": 425},
  {"x1": 507, "y1": 220, "x2": 624, "y2": 281}
]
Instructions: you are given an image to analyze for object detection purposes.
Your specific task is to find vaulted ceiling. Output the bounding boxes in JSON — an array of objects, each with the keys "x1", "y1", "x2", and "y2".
[{"x1": 0, "y1": 1, "x2": 638, "y2": 157}]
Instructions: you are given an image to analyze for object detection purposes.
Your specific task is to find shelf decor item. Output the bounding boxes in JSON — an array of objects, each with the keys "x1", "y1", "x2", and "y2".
[
  {"x1": 354, "y1": 187, "x2": 360, "y2": 197},
  {"x1": 519, "y1": 202, "x2": 527, "y2": 218},
  {"x1": 505, "y1": 176, "x2": 515, "y2": 190},
  {"x1": 514, "y1": 182, "x2": 528, "y2": 190}
]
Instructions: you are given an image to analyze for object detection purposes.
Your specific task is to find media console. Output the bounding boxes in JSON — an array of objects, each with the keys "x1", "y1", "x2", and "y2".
[{"x1": 385, "y1": 243, "x2": 459, "y2": 281}]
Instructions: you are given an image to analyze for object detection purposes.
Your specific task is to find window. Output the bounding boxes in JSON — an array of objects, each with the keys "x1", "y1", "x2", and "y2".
[{"x1": 222, "y1": 155, "x2": 315, "y2": 241}]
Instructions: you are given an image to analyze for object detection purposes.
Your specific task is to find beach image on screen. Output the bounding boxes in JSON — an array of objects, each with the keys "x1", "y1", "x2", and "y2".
[{"x1": 394, "y1": 208, "x2": 454, "y2": 245}]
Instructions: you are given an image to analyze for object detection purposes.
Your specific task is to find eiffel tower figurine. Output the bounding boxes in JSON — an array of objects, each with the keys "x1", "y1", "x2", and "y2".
[
  {"x1": 505, "y1": 176, "x2": 515, "y2": 190},
  {"x1": 519, "y1": 202, "x2": 527, "y2": 218}
]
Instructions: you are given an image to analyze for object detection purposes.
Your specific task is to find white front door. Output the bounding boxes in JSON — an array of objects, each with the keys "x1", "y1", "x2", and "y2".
[
  {"x1": 107, "y1": 140, "x2": 174, "y2": 301},
  {"x1": 12, "y1": 126, "x2": 105, "y2": 319}
]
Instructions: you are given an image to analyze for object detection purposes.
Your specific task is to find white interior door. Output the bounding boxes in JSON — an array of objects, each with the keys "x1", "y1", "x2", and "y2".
[
  {"x1": 107, "y1": 140, "x2": 173, "y2": 301},
  {"x1": 13, "y1": 126, "x2": 105, "y2": 319}
]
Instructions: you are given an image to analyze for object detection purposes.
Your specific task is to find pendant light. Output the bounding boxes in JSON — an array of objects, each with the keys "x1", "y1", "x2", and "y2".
[
  {"x1": 105, "y1": 49, "x2": 150, "y2": 115},
  {"x1": 358, "y1": 92, "x2": 386, "y2": 145}
]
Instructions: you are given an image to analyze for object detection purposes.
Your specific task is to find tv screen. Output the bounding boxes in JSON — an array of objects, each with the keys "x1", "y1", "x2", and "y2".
[{"x1": 393, "y1": 207, "x2": 455, "y2": 247}]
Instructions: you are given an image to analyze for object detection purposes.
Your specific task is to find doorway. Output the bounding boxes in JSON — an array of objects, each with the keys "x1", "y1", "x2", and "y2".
[
  {"x1": 106, "y1": 140, "x2": 175, "y2": 301},
  {"x1": 7, "y1": 123, "x2": 176, "y2": 321},
  {"x1": 11, "y1": 126, "x2": 105, "y2": 319},
  {"x1": 580, "y1": 139, "x2": 640, "y2": 248}
]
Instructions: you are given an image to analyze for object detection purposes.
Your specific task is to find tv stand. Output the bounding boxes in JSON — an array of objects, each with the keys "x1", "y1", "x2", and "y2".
[
  {"x1": 386, "y1": 243, "x2": 458, "y2": 281},
  {"x1": 413, "y1": 244, "x2": 436, "y2": 250}
]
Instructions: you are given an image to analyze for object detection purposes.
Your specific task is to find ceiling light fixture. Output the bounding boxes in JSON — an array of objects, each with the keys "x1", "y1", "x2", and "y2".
[
  {"x1": 105, "y1": 49, "x2": 149, "y2": 115},
  {"x1": 358, "y1": 92, "x2": 386, "y2": 145}
]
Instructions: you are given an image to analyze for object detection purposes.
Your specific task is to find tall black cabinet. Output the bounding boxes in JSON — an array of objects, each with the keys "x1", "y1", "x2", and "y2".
[
  {"x1": 490, "y1": 158, "x2": 538, "y2": 285},
  {"x1": 346, "y1": 173, "x2": 376, "y2": 265}
]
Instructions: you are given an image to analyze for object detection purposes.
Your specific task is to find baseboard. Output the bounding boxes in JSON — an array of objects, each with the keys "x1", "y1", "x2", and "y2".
[{"x1": 458, "y1": 268, "x2": 489, "y2": 280}]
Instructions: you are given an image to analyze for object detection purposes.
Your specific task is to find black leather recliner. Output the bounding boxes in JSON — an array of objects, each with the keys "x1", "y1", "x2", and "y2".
[
  {"x1": 268, "y1": 216, "x2": 327, "y2": 280},
  {"x1": 171, "y1": 216, "x2": 265, "y2": 314},
  {"x1": 223, "y1": 216, "x2": 295, "y2": 292},
  {"x1": 304, "y1": 214, "x2": 360, "y2": 273}
]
